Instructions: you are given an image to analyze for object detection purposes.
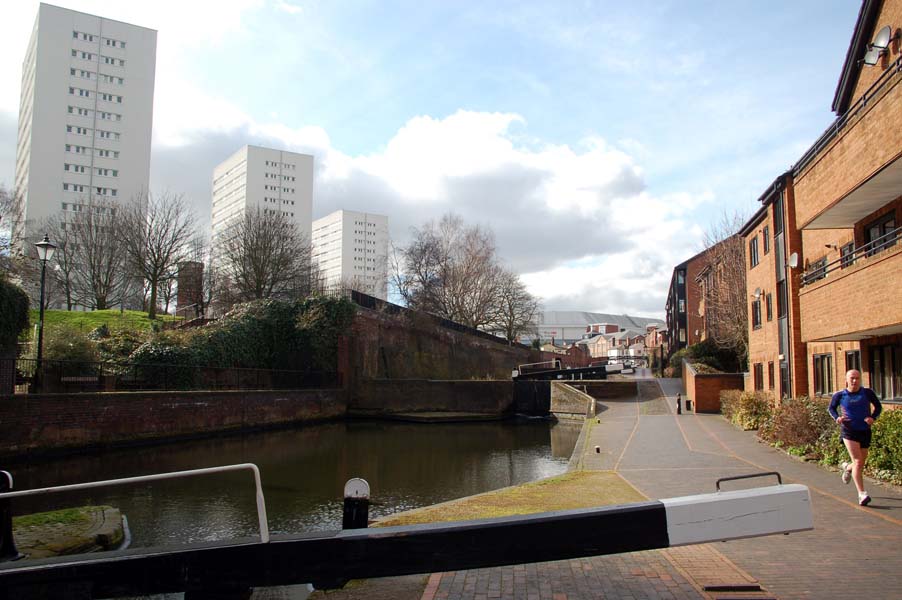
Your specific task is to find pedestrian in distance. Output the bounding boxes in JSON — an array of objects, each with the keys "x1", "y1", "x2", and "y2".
[{"x1": 828, "y1": 369, "x2": 882, "y2": 506}]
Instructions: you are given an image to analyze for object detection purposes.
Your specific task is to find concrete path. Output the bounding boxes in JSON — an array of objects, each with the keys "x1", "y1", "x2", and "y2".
[{"x1": 421, "y1": 376, "x2": 902, "y2": 599}]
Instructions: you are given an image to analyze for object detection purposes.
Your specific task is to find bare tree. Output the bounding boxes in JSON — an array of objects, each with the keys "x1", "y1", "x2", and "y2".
[
  {"x1": 701, "y1": 211, "x2": 749, "y2": 366},
  {"x1": 66, "y1": 200, "x2": 126, "y2": 310},
  {"x1": 41, "y1": 214, "x2": 78, "y2": 310},
  {"x1": 219, "y1": 208, "x2": 315, "y2": 301},
  {"x1": 0, "y1": 187, "x2": 25, "y2": 278},
  {"x1": 119, "y1": 192, "x2": 197, "y2": 319},
  {"x1": 395, "y1": 213, "x2": 534, "y2": 333},
  {"x1": 490, "y1": 270, "x2": 540, "y2": 342}
]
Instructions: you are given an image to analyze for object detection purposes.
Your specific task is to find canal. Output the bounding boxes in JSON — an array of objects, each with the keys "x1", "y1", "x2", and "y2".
[{"x1": 12, "y1": 418, "x2": 582, "y2": 549}]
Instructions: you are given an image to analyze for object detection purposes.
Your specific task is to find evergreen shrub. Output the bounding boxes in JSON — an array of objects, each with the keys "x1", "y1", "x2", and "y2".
[{"x1": 0, "y1": 279, "x2": 29, "y2": 349}]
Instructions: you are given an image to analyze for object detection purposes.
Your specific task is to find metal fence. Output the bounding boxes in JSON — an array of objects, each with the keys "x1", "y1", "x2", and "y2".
[
  {"x1": 0, "y1": 358, "x2": 340, "y2": 395},
  {"x1": 801, "y1": 226, "x2": 899, "y2": 286}
]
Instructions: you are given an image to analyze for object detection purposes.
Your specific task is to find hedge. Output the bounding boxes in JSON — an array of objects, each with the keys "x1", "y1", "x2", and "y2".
[
  {"x1": 0, "y1": 278, "x2": 29, "y2": 349},
  {"x1": 720, "y1": 389, "x2": 902, "y2": 485}
]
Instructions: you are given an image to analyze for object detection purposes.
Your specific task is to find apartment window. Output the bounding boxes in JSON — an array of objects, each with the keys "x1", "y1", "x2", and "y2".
[
  {"x1": 846, "y1": 350, "x2": 861, "y2": 373},
  {"x1": 813, "y1": 354, "x2": 834, "y2": 396},
  {"x1": 763, "y1": 226, "x2": 770, "y2": 254},
  {"x1": 749, "y1": 236, "x2": 760, "y2": 267},
  {"x1": 678, "y1": 299, "x2": 685, "y2": 313},
  {"x1": 808, "y1": 257, "x2": 827, "y2": 282},
  {"x1": 776, "y1": 280, "x2": 787, "y2": 318},
  {"x1": 870, "y1": 343, "x2": 901, "y2": 400},
  {"x1": 864, "y1": 213, "x2": 896, "y2": 256},
  {"x1": 677, "y1": 270, "x2": 684, "y2": 284},
  {"x1": 768, "y1": 362, "x2": 775, "y2": 390},
  {"x1": 751, "y1": 299, "x2": 762, "y2": 330},
  {"x1": 780, "y1": 363, "x2": 790, "y2": 398},
  {"x1": 840, "y1": 242, "x2": 855, "y2": 268},
  {"x1": 765, "y1": 293, "x2": 773, "y2": 321},
  {"x1": 753, "y1": 364, "x2": 764, "y2": 391},
  {"x1": 679, "y1": 329, "x2": 686, "y2": 343}
]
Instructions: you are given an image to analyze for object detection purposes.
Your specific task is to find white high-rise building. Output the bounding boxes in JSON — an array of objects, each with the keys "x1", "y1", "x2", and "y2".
[
  {"x1": 210, "y1": 145, "x2": 313, "y2": 247},
  {"x1": 14, "y1": 3, "x2": 157, "y2": 238},
  {"x1": 312, "y1": 210, "x2": 389, "y2": 300}
]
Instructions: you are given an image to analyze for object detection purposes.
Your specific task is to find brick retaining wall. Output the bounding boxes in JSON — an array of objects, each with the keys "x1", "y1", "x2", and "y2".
[
  {"x1": 350, "y1": 379, "x2": 512, "y2": 415},
  {"x1": 683, "y1": 360, "x2": 744, "y2": 413},
  {"x1": 0, "y1": 388, "x2": 346, "y2": 459}
]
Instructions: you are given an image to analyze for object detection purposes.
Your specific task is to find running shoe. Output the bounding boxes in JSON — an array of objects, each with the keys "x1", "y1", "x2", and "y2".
[
  {"x1": 859, "y1": 494, "x2": 871, "y2": 507},
  {"x1": 841, "y1": 462, "x2": 852, "y2": 485}
]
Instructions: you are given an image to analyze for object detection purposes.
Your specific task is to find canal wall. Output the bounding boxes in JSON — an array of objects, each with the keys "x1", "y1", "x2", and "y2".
[
  {"x1": 0, "y1": 388, "x2": 346, "y2": 460},
  {"x1": 550, "y1": 382, "x2": 597, "y2": 420},
  {"x1": 350, "y1": 379, "x2": 512, "y2": 416}
]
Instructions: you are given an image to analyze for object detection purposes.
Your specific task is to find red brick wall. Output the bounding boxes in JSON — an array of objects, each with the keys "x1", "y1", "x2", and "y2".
[
  {"x1": 684, "y1": 361, "x2": 744, "y2": 413},
  {"x1": 0, "y1": 389, "x2": 346, "y2": 460},
  {"x1": 350, "y1": 380, "x2": 512, "y2": 415},
  {"x1": 684, "y1": 252, "x2": 709, "y2": 346},
  {"x1": 350, "y1": 308, "x2": 540, "y2": 384}
]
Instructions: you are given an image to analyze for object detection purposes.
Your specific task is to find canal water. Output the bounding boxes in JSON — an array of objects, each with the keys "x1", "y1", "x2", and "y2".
[{"x1": 13, "y1": 418, "x2": 581, "y2": 550}]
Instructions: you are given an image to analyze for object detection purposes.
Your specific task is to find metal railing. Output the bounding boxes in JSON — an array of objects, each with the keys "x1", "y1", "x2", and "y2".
[
  {"x1": 0, "y1": 358, "x2": 340, "y2": 394},
  {"x1": 801, "y1": 226, "x2": 900, "y2": 286},
  {"x1": 0, "y1": 463, "x2": 270, "y2": 544},
  {"x1": 794, "y1": 54, "x2": 902, "y2": 175}
]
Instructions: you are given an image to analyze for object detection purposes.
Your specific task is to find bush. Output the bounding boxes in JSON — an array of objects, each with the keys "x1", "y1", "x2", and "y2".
[
  {"x1": 691, "y1": 362, "x2": 722, "y2": 374},
  {"x1": 42, "y1": 325, "x2": 99, "y2": 363},
  {"x1": 720, "y1": 389, "x2": 742, "y2": 421},
  {"x1": 97, "y1": 329, "x2": 148, "y2": 365},
  {"x1": 763, "y1": 397, "x2": 832, "y2": 457},
  {"x1": 728, "y1": 391, "x2": 772, "y2": 430},
  {"x1": 0, "y1": 279, "x2": 29, "y2": 349},
  {"x1": 869, "y1": 410, "x2": 902, "y2": 483}
]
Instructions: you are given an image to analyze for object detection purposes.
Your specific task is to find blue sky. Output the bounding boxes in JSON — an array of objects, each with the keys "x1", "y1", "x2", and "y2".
[{"x1": 0, "y1": 1, "x2": 863, "y2": 317}]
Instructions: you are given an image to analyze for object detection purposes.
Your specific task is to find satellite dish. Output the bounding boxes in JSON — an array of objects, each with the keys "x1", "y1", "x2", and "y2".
[
  {"x1": 863, "y1": 47, "x2": 882, "y2": 66},
  {"x1": 872, "y1": 25, "x2": 893, "y2": 50},
  {"x1": 788, "y1": 252, "x2": 799, "y2": 269},
  {"x1": 753, "y1": 287, "x2": 762, "y2": 300}
]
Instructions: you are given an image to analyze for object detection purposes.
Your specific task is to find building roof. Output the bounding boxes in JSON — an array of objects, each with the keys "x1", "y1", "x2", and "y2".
[
  {"x1": 832, "y1": 0, "x2": 882, "y2": 115},
  {"x1": 538, "y1": 311, "x2": 664, "y2": 330}
]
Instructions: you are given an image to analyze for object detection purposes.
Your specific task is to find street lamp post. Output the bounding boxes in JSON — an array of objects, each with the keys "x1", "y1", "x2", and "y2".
[{"x1": 34, "y1": 234, "x2": 57, "y2": 392}]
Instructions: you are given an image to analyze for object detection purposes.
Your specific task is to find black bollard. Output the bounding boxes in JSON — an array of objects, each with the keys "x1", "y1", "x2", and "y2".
[
  {"x1": 676, "y1": 393, "x2": 682, "y2": 415},
  {"x1": 342, "y1": 477, "x2": 370, "y2": 530},
  {"x1": 0, "y1": 471, "x2": 23, "y2": 562}
]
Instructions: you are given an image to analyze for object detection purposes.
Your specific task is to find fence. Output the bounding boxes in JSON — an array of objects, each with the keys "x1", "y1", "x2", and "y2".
[{"x1": 0, "y1": 358, "x2": 340, "y2": 395}]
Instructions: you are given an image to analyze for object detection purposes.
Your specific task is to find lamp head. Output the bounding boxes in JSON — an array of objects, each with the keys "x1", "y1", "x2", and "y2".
[{"x1": 34, "y1": 234, "x2": 57, "y2": 262}]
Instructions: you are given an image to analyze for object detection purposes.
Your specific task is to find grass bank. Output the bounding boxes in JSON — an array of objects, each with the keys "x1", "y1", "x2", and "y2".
[{"x1": 27, "y1": 309, "x2": 180, "y2": 334}]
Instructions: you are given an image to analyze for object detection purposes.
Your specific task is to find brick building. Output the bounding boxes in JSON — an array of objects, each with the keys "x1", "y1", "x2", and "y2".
[{"x1": 740, "y1": 0, "x2": 902, "y2": 402}]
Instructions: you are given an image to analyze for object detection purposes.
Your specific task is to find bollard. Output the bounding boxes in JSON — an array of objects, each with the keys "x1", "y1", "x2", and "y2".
[
  {"x1": 676, "y1": 393, "x2": 682, "y2": 415},
  {"x1": 342, "y1": 478, "x2": 370, "y2": 530},
  {"x1": 685, "y1": 398, "x2": 692, "y2": 412},
  {"x1": 0, "y1": 471, "x2": 23, "y2": 562}
]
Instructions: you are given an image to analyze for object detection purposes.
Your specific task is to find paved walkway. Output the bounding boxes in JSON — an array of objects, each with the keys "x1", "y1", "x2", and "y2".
[{"x1": 421, "y1": 376, "x2": 902, "y2": 600}]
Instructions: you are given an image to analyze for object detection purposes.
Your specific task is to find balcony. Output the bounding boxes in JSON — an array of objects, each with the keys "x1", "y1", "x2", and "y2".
[{"x1": 799, "y1": 227, "x2": 902, "y2": 342}]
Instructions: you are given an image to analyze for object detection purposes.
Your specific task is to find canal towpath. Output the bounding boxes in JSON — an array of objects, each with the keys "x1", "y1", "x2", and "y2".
[{"x1": 415, "y1": 375, "x2": 902, "y2": 600}]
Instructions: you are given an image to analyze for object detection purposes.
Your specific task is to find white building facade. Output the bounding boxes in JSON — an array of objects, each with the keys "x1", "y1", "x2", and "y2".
[
  {"x1": 312, "y1": 210, "x2": 389, "y2": 300},
  {"x1": 14, "y1": 3, "x2": 157, "y2": 238},
  {"x1": 210, "y1": 145, "x2": 313, "y2": 249}
]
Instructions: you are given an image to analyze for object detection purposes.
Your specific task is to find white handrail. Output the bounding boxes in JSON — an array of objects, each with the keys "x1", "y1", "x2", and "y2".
[{"x1": 0, "y1": 463, "x2": 270, "y2": 543}]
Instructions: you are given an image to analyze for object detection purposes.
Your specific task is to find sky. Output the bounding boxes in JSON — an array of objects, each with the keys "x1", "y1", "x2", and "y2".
[{"x1": 0, "y1": 1, "x2": 864, "y2": 319}]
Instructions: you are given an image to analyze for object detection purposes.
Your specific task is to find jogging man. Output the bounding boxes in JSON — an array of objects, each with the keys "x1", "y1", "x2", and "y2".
[{"x1": 828, "y1": 369, "x2": 882, "y2": 506}]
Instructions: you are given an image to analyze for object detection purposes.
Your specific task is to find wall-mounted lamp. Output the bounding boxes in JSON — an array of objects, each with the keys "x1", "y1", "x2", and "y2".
[
  {"x1": 825, "y1": 244, "x2": 839, "y2": 251},
  {"x1": 787, "y1": 252, "x2": 799, "y2": 269},
  {"x1": 752, "y1": 287, "x2": 762, "y2": 300}
]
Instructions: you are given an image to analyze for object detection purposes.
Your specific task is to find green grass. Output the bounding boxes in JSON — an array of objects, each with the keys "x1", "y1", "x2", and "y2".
[
  {"x1": 27, "y1": 309, "x2": 181, "y2": 334},
  {"x1": 376, "y1": 471, "x2": 645, "y2": 527},
  {"x1": 13, "y1": 506, "x2": 109, "y2": 528}
]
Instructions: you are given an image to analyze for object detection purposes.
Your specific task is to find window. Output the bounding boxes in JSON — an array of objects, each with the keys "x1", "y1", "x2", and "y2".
[
  {"x1": 869, "y1": 343, "x2": 901, "y2": 400},
  {"x1": 751, "y1": 299, "x2": 762, "y2": 330},
  {"x1": 765, "y1": 293, "x2": 773, "y2": 322},
  {"x1": 776, "y1": 280, "x2": 787, "y2": 318},
  {"x1": 840, "y1": 242, "x2": 855, "y2": 268},
  {"x1": 678, "y1": 299, "x2": 685, "y2": 313},
  {"x1": 677, "y1": 270, "x2": 684, "y2": 284},
  {"x1": 768, "y1": 362, "x2": 775, "y2": 390},
  {"x1": 846, "y1": 350, "x2": 861, "y2": 373},
  {"x1": 813, "y1": 354, "x2": 834, "y2": 396},
  {"x1": 679, "y1": 329, "x2": 686, "y2": 343},
  {"x1": 749, "y1": 236, "x2": 759, "y2": 267},
  {"x1": 753, "y1": 364, "x2": 764, "y2": 391},
  {"x1": 864, "y1": 213, "x2": 896, "y2": 256},
  {"x1": 780, "y1": 362, "x2": 790, "y2": 398},
  {"x1": 808, "y1": 257, "x2": 827, "y2": 282},
  {"x1": 763, "y1": 226, "x2": 770, "y2": 254}
]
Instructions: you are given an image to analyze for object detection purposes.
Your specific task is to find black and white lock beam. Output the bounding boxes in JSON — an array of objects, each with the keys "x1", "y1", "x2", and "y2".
[{"x1": 0, "y1": 481, "x2": 812, "y2": 599}]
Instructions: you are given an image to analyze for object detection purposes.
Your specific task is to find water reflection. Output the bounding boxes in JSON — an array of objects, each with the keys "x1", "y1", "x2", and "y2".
[{"x1": 13, "y1": 418, "x2": 580, "y2": 549}]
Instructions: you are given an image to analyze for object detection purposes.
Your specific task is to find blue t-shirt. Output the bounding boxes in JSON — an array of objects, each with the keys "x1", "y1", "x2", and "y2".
[{"x1": 828, "y1": 388, "x2": 882, "y2": 431}]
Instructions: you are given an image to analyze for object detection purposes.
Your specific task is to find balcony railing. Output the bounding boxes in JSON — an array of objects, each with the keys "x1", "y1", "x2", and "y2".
[{"x1": 801, "y1": 226, "x2": 900, "y2": 286}]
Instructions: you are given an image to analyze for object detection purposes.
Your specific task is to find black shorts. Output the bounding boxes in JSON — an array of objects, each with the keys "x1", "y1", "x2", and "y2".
[{"x1": 841, "y1": 427, "x2": 872, "y2": 449}]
